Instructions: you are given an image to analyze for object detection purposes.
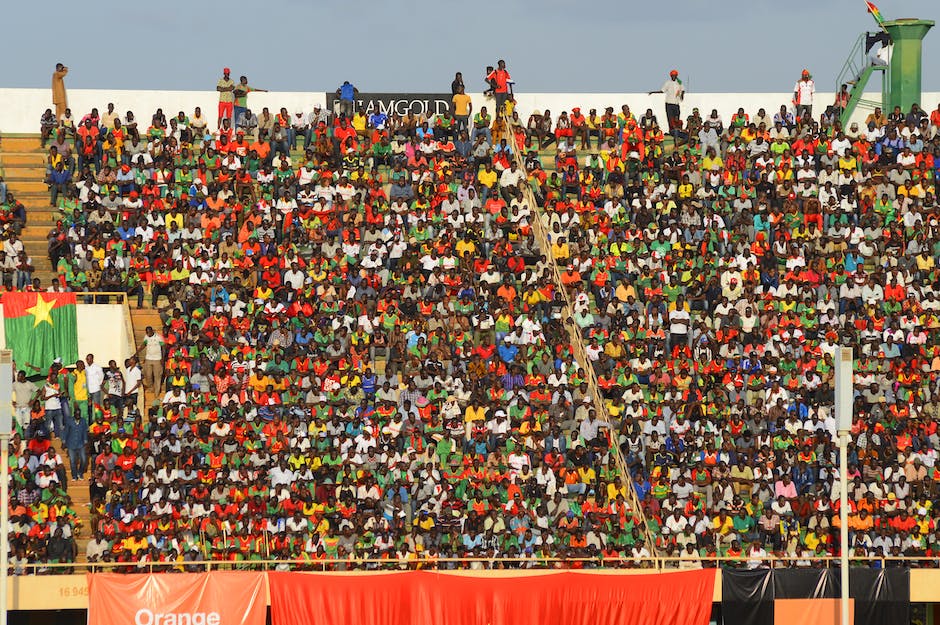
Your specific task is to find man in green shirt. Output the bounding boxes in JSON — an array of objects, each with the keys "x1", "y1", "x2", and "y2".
[{"x1": 233, "y1": 75, "x2": 268, "y2": 133}]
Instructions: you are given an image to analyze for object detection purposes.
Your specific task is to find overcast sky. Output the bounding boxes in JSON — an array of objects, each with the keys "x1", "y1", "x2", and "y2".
[{"x1": 2, "y1": 0, "x2": 937, "y2": 94}]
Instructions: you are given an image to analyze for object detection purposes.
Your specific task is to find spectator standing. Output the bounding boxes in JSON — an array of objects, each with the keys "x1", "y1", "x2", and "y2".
[
  {"x1": 124, "y1": 357, "x2": 142, "y2": 415},
  {"x1": 649, "y1": 69, "x2": 685, "y2": 136},
  {"x1": 84, "y1": 353, "x2": 104, "y2": 406},
  {"x1": 12, "y1": 371, "x2": 36, "y2": 433},
  {"x1": 335, "y1": 81, "x2": 359, "y2": 118},
  {"x1": 216, "y1": 68, "x2": 235, "y2": 127},
  {"x1": 486, "y1": 60, "x2": 512, "y2": 113},
  {"x1": 233, "y1": 75, "x2": 267, "y2": 127},
  {"x1": 62, "y1": 410, "x2": 88, "y2": 481},
  {"x1": 452, "y1": 87, "x2": 472, "y2": 136},
  {"x1": 793, "y1": 69, "x2": 815, "y2": 120},
  {"x1": 41, "y1": 371, "x2": 64, "y2": 437},
  {"x1": 451, "y1": 72, "x2": 464, "y2": 95},
  {"x1": 52, "y1": 63, "x2": 68, "y2": 119},
  {"x1": 138, "y1": 326, "x2": 165, "y2": 395}
]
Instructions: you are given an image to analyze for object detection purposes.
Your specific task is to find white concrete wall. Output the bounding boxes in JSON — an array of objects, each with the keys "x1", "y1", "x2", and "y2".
[
  {"x1": 3, "y1": 88, "x2": 939, "y2": 135},
  {"x1": 0, "y1": 303, "x2": 131, "y2": 370}
]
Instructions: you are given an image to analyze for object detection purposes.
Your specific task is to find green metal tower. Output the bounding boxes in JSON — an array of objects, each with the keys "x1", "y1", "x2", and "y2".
[
  {"x1": 837, "y1": 9, "x2": 934, "y2": 126},
  {"x1": 883, "y1": 18, "x2": 934, "y2": 113}
]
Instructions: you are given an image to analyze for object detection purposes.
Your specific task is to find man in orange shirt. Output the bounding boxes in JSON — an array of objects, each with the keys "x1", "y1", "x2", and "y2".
[{"x1": 486, "y1": 60, "x2": 513, "y2": 113}]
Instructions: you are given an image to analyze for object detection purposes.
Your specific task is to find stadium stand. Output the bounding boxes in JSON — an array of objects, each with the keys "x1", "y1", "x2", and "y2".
[{"x1": 1, "y1": 83, "x2": 940, "y2": 573}]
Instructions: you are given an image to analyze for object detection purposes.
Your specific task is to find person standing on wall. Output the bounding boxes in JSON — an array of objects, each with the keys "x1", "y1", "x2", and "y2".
[
  {"x1": 217, "y1": 67, "x2": 235, "y2": 127},
  {"x1": 335, "y1": 81, "x2": 359, "y2": 118},
  {"x1": 451, "y1": 72, "x2": 465, "y2": 96},
  {"x1": 52, "y1": 62, "x2": 69, "y2": 119},
  {"x1": 648, "y1": 69, "x2": 685, "y2": 141},
  {"x1": 486, "y1": 61, "x2": 512, "y2": 114},
  {"x1": 793, "y1": 69, "x2": 815, "y2": 122},
  {"x1": 233, "y1": 75, "x2": 267, "y2": 128},
  {"x1": 453, "y1": 86, "x2": 473, "y2": 136}
]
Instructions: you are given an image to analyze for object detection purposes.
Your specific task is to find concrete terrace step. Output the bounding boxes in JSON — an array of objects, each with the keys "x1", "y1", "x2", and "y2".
[
  {"x1": 3, "y1": 167, "x2": 48, "y2": 179},
  {"x1": 63, "y1": 448, "x2": 93, "y2": 562},
  {"x1": 0, "y1": 139, "x2": 62, "y2": 287},
  {"x1": 2, "y1": 137, "x2": 44, "y2": 152},
  {"x1": 1, "y1": 152, "x2": 47, "y2": 166},
  {"x1": 6, "y1": 180, "x2": 48, "y2": 193}
]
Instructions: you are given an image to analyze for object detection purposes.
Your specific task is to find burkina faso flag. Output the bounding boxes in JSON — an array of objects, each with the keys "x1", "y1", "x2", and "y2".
[{"x1": 2, "y1": 292, "x2": 78, "y2": 371}]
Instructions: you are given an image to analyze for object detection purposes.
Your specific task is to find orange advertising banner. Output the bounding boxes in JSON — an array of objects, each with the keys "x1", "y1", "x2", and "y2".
[{"x1": 87, "y1": 572, "x2": 267, "y2": 625}]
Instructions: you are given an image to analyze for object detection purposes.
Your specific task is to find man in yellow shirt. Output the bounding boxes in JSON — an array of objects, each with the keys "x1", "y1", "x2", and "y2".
[
  {"x1": 452, "y1": 87, "x2": 472, "y2": 136},
  {"x1": 70, "y1": 360, "x2": 89, "y2": 421},
  {"x1": 464, "y1": 400, "x2": 487, "y2": 443},
  {"x1": 712, "y1": 511, "x2": 734, "y2": 546},
  {"x1": 351, "y1": 109, "x2": 369, "y2": 137},
  {"x1": 477, "y1": 163, "x2": 498, "y2": 201},
  {"x1": 550, "y1": 238, "x2": 570, "y2": 262}
]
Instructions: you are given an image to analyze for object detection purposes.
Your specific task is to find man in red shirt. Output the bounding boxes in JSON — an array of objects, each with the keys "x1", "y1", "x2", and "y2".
[{"x1": 486, "y1": 60, "x2": 512, "y2": 113}]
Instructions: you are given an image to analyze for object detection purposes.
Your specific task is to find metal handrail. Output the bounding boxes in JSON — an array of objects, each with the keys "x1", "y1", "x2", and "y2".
[
  {"x1": 836, "y1": 33, "x2": 868, "y2": 92},
  {"x1": 7, "y1": 554, "x2": 935, "y2": 575},
  {"x1": 498, "y1": 112, "x2": 658, "y2": 558},
  {"x1": 72, "y1": 291, "x2": 128, "y2": 305}
]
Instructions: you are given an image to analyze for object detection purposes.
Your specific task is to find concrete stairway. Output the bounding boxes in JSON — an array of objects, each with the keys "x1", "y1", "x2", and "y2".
[
  {"x1": 130, "y1": 307, "x2": 163, "y2": 407},
  {"x1": 0, "y1": 135, "x2": 57, "y2": 286},
  {"x1": 63, "y1": 456, "x2": 93, "y2": 563}
]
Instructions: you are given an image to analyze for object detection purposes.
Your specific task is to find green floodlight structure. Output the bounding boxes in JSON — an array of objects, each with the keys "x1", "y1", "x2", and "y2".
[{"x1": 837, "y1": 3, "x2": 933, "y2": 126}]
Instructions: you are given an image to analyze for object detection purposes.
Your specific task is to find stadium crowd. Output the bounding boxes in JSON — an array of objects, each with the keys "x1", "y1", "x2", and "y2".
[{"x1": 4, "y1": 66, "x2": 940, "y2": 572}]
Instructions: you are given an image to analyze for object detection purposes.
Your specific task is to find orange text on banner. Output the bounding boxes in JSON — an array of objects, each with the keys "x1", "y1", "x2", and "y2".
[{"x1": 87, "y1": 572, "x2": 267, "y2": 625}]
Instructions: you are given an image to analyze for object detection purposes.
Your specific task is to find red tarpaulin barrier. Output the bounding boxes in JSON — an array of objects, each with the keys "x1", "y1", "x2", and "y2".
[
  {"x1": 87, "y1": 572, "x2": 267, "y2": 625},
  {"x1": 269, "y1": 569, "x2": 716, "y2": 625}
]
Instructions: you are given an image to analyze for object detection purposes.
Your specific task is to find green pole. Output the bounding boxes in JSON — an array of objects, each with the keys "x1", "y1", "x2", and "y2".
[{"x1": 883, "y1": 18, "x2": 934, "y2": 113}]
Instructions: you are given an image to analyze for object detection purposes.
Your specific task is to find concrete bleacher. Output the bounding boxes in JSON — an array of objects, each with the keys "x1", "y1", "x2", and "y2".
[
  {"x1": 0, "y1": 135, "x2": 57, "y2": 285},
  {"x1": 0, "y1": 135, "x2": 174, "y2": 563}
]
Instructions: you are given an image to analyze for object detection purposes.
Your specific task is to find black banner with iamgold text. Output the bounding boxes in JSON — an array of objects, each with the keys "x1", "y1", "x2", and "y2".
[{"x1": 325, "y1": 93, "x2": 452, "y2": 118}]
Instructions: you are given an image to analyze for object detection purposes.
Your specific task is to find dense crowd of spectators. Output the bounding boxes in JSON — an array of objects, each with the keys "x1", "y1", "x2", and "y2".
[{"x1": 6, "y1": 75, "x2": 940, "y2": 571}]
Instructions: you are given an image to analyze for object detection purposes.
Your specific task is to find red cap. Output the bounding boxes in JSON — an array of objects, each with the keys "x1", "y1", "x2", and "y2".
[
  {"x1": 223, "y1": 67, "x2": 231, "y2": 74},
  {"x1": 670, "y1": 70, "x2": 679, "y2": 77}
]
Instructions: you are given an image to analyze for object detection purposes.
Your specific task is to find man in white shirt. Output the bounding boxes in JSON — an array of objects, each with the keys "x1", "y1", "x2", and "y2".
[
  {"x1": 138, "y1": 326, "x2": 165, "y2": 396},
  {"x1": 498, "y1": 162, "x2": 524, "y2": 197},
  {"x1": 123, "y1": 357, "x2": 142, "y2": 414},
  {"x1": 84, "y1": 353, "x2": 104, "y2": 405},
  {"x1": 649, "y1": 69, "x2": 685, "y2": 133},
  {"x1": 793, "y1": 69, "x2": 815, "y2": 119},
  {"x1": 668, "y1": 298, "x2": 691, "y2": 349},
  {"x1": 283, "y1": 262, "x2": 306, "y2": 292}
]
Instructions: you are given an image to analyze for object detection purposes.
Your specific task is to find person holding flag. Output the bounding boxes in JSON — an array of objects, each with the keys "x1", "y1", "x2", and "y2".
[
  {"x1": 864, "y1": 1, "x2": 892, "y2": 67},
  {"x1": 866, "y1": 0, "x2": 885, "y2": 28},
  {"x1": 648, "y1": 69, "x2": 685, "y2": 141}
]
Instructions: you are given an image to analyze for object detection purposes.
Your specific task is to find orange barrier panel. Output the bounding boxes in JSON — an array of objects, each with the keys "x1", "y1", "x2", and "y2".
[
  {"x1": 268, "y1": 569, "x2": 715, "y2": 625},
  {"x1": 87, "y1": 572, "x2": 267, "y2": 625}
]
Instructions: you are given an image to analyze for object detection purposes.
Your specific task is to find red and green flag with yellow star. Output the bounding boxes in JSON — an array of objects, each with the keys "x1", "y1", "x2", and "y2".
[{"x1": 2, "y1": 292, "x2": 78, "y2": 371}]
